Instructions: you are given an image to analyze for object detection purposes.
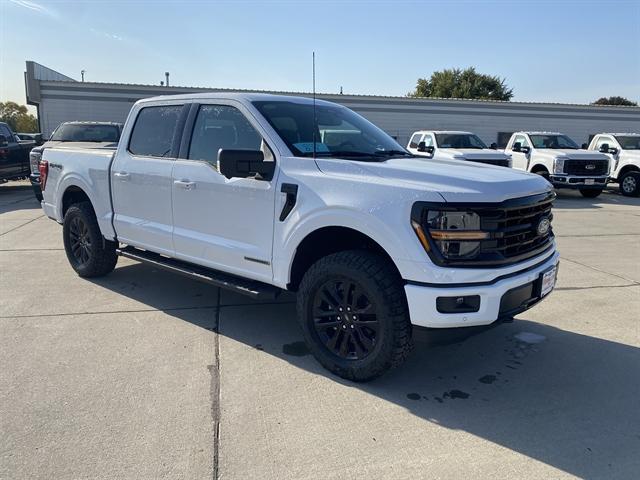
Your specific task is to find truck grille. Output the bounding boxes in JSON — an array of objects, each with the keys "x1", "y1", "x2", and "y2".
[
  {"x1": 479, "y1": 193, "x2": 554, "y2": 265},
  {"x1": 564, "y1": 159, "x2": 608, "y2": 176},
  {"x1": 469, "y1": 158, "x2": 510, "y2": 167}
]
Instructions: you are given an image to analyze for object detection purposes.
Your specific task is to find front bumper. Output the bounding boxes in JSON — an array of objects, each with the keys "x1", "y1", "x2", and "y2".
[
  {"x1": 549, "y1": 175, "x2": 608, "y2": 189},
  {"x1": 405, "y1": 250, "x2": 559, "y2": 328}
]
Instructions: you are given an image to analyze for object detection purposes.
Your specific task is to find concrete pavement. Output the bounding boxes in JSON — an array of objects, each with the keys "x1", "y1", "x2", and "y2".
[{"x1": 1, "y1": 181, "x2": 639, "y2": 479}]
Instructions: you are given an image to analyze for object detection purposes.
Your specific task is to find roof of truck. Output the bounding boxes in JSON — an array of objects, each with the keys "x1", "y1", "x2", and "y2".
[
  {"x1": 137, "y1": 92, "x2": 336, "y2": 106},
  {"x1": 596, "y1": 132, "x2": 640, "y2": 136},
  {"x1": 411, "y1": 130, "x2": 473, "y2": 135},
  {"x1": 514, "y1": 131, "x2": 564, "y2": 135}
]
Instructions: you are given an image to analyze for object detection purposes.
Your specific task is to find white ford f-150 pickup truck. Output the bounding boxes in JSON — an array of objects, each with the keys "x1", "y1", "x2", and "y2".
[
  {"x1": 587, "y1": 133, "x2": 640, "y2": 197},
  {"x1": 39, "y1": 93, "x2": 559, "y2": 381},
  {"x1": 504, "y1": 131, "x2": 610, "y2": 198},
  {"x1": 406, "y1": 130, "x2": 512, "y2": 167}
]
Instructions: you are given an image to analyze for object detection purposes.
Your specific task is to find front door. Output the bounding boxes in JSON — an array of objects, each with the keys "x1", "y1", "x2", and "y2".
[
  {"x1": 510, "y1": 134, "x2": 531, "y2": 171},
  {"x1": 171, "y1": 103, "x2": 277, "y2": 283},
  {"x1": 111, "y1": 103, "x2": 186, "y2": 255}
]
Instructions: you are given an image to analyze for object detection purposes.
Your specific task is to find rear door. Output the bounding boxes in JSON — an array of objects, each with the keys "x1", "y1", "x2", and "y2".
[
  {"x1": 171, "y1": 102, "x2": 278, "y2": 283},
  {"x1": 111, "y1": 102, "x2": 187, "y2": 255}
]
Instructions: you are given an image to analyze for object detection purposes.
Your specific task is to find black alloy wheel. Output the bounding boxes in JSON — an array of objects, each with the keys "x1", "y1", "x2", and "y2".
[{"x1": 312, "y1": 277, "x2": 379, "y2": 360}]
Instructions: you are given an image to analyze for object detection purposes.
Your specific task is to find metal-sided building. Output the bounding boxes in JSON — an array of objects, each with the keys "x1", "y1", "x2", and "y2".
[{"x1": 25, "y1": 61, "x2": 640, "y2": 146}]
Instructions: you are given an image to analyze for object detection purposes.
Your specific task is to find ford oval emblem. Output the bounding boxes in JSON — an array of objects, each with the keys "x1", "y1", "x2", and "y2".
[
  {"x1": 585, "y1": 164, "x2": 596, "y2": 170},
  {"x1": 536, "y1": 217, "x2": 551, "y2": 236}
]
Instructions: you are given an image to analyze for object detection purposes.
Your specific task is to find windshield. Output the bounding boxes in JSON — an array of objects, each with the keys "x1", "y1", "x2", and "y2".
[
  {"x1": 434, "y1": 133, "x2": 487, "y2": 149},
  {"x1": 51, "y1": 124, "x2": 120, "y2": 142},
  {"x1": 614, "y1": 135, "x2": 640, "y2": 150},
  {"x1": 530, "y1": 134, "x2": 579, "y2": 149},
  {"x1": 252, "y1": 100, "x2": 409, "y2": 160}
]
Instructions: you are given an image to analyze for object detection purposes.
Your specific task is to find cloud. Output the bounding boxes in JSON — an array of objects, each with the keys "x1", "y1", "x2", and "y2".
[{"x1": 7, "y1": 0, "x2": 60, "y2": 19}]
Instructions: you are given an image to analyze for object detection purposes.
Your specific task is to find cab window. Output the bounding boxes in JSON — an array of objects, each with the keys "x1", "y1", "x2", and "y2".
[
  {"x1": 513, "y1": 135, "x2": 530, "y2": 148},
  {"x1": 409, "y1": 133, "x2": 423, "y2": 149},
  {"x1": 128, "y1": 105, "x2": 183, "y2": 157},
  {"x1": 188, "y1": 105, "x2": 265, "y2": 165}
]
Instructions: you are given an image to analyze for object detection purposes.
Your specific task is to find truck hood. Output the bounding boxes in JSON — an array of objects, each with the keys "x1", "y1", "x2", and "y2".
[
  {"x1": 441, "y1": 148, "x2": 511, "y2": 160},
  {"x1": 316, "y1": 157, "x2": 552, "y2": 203},
  {"x1": 537, "y1": 149, "x2": 610, "y2": 161}
]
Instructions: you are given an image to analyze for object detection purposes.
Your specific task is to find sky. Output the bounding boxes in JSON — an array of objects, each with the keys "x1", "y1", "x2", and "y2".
[{"x1": 1, "y1": 0, "x2": 639, "y2": 111}]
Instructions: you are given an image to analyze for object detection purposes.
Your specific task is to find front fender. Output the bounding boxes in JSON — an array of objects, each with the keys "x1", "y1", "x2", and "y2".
[{"x1": 272, "y1": 206, "x2": 424, "y2": 288}]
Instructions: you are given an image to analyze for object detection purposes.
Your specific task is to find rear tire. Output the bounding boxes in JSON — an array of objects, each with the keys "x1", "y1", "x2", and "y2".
[
  {"x1": 619, "y1": 171, "x2": 640, "y2": 197},
  {"x1": 296, "y1": 250, "x2": 412, "y2": 382},
  {"x1": 63, "y1": 202, "x2": 117, "y2": 277},
  {"x1": 579, "y1": 188, "x2": 603, "y2": 198}
]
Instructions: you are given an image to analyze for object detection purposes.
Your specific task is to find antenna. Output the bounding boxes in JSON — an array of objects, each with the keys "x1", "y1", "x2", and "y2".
[{"x1": 312, "y1": 51, "x2": 317, "y2": 159}]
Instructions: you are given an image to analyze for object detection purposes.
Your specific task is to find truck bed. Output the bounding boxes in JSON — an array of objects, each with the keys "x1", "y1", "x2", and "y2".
[{"x1": 41, "y1": 147, "x2": 117, "y2": 240}]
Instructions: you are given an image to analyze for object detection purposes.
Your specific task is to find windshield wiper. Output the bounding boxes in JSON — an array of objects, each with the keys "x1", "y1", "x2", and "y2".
[{"x1": 372, "y1": 150, "x2": 413, "y2": 157}]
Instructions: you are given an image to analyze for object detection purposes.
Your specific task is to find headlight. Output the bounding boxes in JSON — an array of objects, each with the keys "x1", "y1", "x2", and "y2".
[
  {"x1": 411, "y1": 210, "x2": 488, "y2": 260},
  {"x1": 553, "y1": 158, "x2": 565, "y2": 174}
]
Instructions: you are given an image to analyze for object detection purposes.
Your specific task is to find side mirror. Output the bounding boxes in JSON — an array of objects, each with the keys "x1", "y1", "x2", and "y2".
[
  {"x1": 425, "y1": 145, "x2": 435, "y2": 154},
  {"x1": 581, "y1": 143, "x2": 588, "y2": 149},
  {"x1": 490, "y1": 142, "x2": 498, "y2": 150},
  {"x1": 417, "y1": 141, "x2": 427, "y2": 152},
  {"x1": 599, "y1": 143, "x2": 610, "y2": 153},
  {"x1": 218, "y1": 149, "x2": 274, "y2": 180},
  {"x1": 609, "y1": 147, "x2": 619, "y2": 155},
  {"x1": 521, "y1": 146, "x2": 531, "y2": 154},
  {"x1": 512, "y1": 142, "x2": 522, "y2": 152}
]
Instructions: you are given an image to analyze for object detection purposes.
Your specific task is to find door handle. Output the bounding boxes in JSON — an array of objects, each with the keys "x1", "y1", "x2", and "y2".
[
  {"x1": 114, "y1": 171, "x2": 130, "y2": 180},
  {"x1": 174, "y1": 180, "x2": 196, "y2": 190}
]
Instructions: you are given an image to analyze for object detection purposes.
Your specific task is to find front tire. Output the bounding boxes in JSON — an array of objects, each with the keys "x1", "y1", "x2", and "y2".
[
  {"x1": 579, "y1": 188, "x2": 603, "y2": 198},
  {"x1": 296, "y1": 250, "x2": 412, "y2": 382},
  {"x1": 619, "y1": 171, "x2": 640, "y2": 197},
  {"x1": 63, "y1": 202, "x2": 117, "y2": 277}
]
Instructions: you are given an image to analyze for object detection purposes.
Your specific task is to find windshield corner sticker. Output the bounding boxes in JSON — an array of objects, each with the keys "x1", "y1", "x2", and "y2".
[{"x1": 293, "y1": 142, "x2": 330, "y2": 153}]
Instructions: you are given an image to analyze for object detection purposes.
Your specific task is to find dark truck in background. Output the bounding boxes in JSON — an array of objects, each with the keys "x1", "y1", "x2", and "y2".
[
  {"x1": 1, "y1": 122, "x2": 36, "y2": 185},
  {"x1": 29, "y1": 122, "x2": 123, "y2": 201}
]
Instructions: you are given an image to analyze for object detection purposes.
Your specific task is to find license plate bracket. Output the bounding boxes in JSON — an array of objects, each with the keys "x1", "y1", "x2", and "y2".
[{"x1": 540, "y1": 265, "x2": 557, "y2": 297}]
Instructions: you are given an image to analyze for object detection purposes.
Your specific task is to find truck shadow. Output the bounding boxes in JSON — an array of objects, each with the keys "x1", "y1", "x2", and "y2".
[{"x1": 90, "y1": 263, "x2": 640, "y2": 479}]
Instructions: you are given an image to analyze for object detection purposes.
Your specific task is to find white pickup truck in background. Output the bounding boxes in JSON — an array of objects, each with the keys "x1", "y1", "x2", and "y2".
[
  {"x1": 504, "y1": 131, "x2": 610, "y2": 198},
  {"x1": 407, "y1": 130, "x2": 512, "y2": 167},
  {"x1": 39, "y1": 93, "x2": 559, "y2": 381},
  {"x1": 587, "y1": 133, "x2": 640, "y2": 197}
]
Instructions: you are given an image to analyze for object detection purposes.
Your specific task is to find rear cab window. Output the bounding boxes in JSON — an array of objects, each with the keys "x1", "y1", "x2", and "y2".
[{"x1": 128, "y1": 105, "x2": 184, "y2": 157}]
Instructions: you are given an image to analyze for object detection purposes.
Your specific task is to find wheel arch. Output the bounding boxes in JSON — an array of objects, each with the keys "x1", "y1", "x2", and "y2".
[
  {"x1": 286, "y1": 226, "x2": 403, "y2": 291},
  {"x1": 531, "y1": 164, "x2": 549, "y2": 174},
  {"x1": 617, "y1": 164, "x2": 640, "y2": 180}
]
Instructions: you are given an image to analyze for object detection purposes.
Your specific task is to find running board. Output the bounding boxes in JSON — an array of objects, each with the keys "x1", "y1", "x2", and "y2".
[{"x1": 116, "y1": 246, "x2": 281, "y2": 300}]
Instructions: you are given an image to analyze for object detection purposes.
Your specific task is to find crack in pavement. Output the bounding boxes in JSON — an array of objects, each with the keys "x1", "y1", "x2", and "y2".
[
  {"x1": 561, "y1": 256, "x2": 640, "y2": 286},
  {"x1": 0, "y1": 215, "x2": 45, "y2": 236},
  {"x1": 211, "y1": 288, "x2": 221, "y2": 480},
  {"x1": 556, "y1": 233, "x2": 640, "y2": 238},
  {"x1": 556, "y1": 284, "x2": 639, "y2": 292},
  {"x1": 0, "y1": 248, "x2": 64, "y2": 251},
  {"x1": 0, "y1": 305, "x2": 219, "y2": 319}
]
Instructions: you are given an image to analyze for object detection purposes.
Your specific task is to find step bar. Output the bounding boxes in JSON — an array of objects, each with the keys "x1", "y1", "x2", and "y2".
[{"x1": 116, "y1": 246, "x2": 281, "y2": 300}]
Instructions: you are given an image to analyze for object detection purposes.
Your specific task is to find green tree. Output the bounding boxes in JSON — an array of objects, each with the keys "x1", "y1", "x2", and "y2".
[
  {"x1": 409, "y1": 67, "x2": 514, "y2": 101},
  {"x1": 592, "y1": 96, "x2": 637, "y2": 106},
  {"x1": 0, "y1": 101, "x2": 39, "y2": 133}
]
